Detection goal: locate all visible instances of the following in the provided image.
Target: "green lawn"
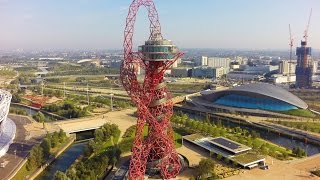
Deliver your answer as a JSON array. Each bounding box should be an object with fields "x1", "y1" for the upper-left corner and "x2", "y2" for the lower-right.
[
  {"x1": 231, "y1": 152, "x2": 264, "y2": 165},
  {"x1": 12, "y1": 163, "x2": 34, "y2": 180},
  {"x1": 281, "y1": 109, "x2": 316, "y2": 118}
]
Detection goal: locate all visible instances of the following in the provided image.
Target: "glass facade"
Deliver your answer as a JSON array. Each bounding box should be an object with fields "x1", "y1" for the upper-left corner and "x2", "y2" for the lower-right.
[
  {"x1": 139, "y1": 39, "x2": 178, "y2": 61},
  {"x1": 214, "y1": 94, "x2": 297, "y2": 111}
]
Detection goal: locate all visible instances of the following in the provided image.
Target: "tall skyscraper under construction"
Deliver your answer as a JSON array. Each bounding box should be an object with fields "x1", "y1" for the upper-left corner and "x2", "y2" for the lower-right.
[
  {"x1": 295, "y1": 41, "x2": 313, "y2": 88},
  {"x1": 295, "y1": 9, "x2": 313, "y2": 89}
]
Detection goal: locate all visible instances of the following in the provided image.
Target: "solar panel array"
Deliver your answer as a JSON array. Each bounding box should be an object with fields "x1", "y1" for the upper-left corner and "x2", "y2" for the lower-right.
[{"x1": 211, "y1": 137, "x2": 241, "y2": 150}]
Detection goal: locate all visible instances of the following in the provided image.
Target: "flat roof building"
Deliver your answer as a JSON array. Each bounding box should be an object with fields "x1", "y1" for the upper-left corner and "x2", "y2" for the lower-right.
[{"x1": 183, "y1": 134, "x2": 265, "y2": 168}]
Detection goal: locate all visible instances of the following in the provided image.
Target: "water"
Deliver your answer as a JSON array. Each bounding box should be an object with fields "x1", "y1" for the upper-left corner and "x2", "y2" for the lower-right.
[
  {"x1": 75, "y1": 130, "x2": 95, "y2": 141},
  {"x1": 179, "y1": 110, "x2": 320, "y2": 156},
  {"x1": 36, "y1": 142, "x2": 87, "y2": 180},
  {"x1": 10, "y1": 104, "x2": 63, "y2": 122}
]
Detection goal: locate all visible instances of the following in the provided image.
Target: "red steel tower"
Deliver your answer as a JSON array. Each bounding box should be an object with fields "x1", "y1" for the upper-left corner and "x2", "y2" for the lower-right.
[{"x1": 121, "y1": 0, "x2": 183, "y2": 179}]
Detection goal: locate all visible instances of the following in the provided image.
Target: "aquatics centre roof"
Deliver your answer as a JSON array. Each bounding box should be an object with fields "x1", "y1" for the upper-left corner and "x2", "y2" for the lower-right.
[{"x1": 202, "y1": 83, "x2": 308, "y2": 109}]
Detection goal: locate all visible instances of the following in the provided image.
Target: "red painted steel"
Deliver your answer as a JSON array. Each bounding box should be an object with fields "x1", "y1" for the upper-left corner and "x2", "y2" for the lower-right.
[{"x1": 121, "y1": 0, "x2": 183, "y2": 179}]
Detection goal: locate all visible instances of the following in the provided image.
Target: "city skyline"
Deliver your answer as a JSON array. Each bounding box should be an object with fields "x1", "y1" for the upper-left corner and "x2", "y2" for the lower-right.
[{"x1": 0, "y1": 0, "x2": 320, "y2": 50}]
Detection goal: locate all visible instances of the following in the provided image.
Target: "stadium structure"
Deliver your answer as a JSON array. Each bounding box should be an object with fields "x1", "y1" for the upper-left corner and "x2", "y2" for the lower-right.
[
  {"x1": 189, "y1": 83, "x2": 307, "y2": 116},
  {"x1": 0, "y1": 90, "x2": 16, "y2": 157}
]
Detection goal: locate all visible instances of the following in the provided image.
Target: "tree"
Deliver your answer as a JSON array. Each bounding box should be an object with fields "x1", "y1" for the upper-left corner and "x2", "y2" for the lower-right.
[
  {"x1": 32, "y1": 112, "x2": 46, "y2": 123},
  {"x1": 217, "y1": 153, "x2": 223, "y2": 160},
  {"x1": 11, "y1": 93, "x2": 21, "y2": 103},
  {"x1": 58, "y1": 129, "x2": 67, "y2": 143},
  {"x1": 54, "y1": 171, "x2": 68, "y2": 180},
  {"x1": 194, "y1": 159, "x2": 216, "y2": 180},
  {"x1": 26, "y1": 145, "x2": 44, "y2": 171},
  {"x1": 292, "y1": 147, "x2": 306, "y2": 158},
  {"x1": 51, "y1": 132, "x2": 60, "y2": 148},
  {"x1": 251, "y1": 130, "x2": 260, "y2": 139},
  {"x1": 41, "y1": 138, "x2": 51, "y2": 159},
  {"x1": 94, "y1": 129, "x2": 104, "y2": 142}
]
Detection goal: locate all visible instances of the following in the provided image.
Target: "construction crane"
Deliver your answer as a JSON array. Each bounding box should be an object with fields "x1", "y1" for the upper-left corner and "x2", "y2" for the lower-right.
[
  {"x1": 303, "y1": 8, "x2": 312, "y2": 44},
  {"x1": 288, "y1": 24, "x2": 294, "y2": 84},
  {"x1": 303, "y1": 9, "x2": 312, "y2": 68}
]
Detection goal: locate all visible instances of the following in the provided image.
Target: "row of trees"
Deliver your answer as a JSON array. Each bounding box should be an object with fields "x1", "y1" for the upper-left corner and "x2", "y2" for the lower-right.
[
  {"x1": 26, "y1": 130, "x2": 67, "y2": 171},
  {"x1": 9, "y1": 107, "x2": 28, "y2": 116},
  {"x1": 43, "y1": 101, "x2": 88, "y2": 118},
  {"x1": 55, "y1": 123, "x2": 121, "y2": 180},
  {"x1": 271, "y1": 120, "x2": 320, "y2": 134}
]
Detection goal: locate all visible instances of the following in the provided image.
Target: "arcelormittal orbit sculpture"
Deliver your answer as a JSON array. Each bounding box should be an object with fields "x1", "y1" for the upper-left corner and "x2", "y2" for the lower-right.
[{"x1": 120, "y1": 0, "x2": 184, "y2": 179}]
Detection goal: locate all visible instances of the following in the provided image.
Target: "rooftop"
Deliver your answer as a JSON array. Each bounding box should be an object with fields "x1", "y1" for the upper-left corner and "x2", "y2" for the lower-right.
[{"x1": 210, "y1": 137, "x2": 251, "y2": 154}]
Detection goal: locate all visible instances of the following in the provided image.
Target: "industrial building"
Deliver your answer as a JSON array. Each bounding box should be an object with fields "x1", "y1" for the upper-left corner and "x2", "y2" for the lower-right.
[{"x1": 183, "y1": 134, "x2": 265, "y2": 169}]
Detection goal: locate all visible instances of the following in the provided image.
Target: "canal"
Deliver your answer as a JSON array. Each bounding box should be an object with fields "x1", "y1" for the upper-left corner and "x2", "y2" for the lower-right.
[
  {"x1": 178, "y1": 109, "x2": 320, "y2": 156},
  {"x1": 35, "y1": 130, "x2": 95, "y2": 180},
  {"x1": 10, "y1": 104, "x2": 64, "y2": 122}
]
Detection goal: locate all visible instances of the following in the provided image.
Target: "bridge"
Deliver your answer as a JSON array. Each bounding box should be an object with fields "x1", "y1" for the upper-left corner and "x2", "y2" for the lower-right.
[
  {"x1": 52, "y1": 109, "x2": 137, "y2": 136},
  {"x1": 47, "y1": 95, "x2": 186, "y2": 134}
]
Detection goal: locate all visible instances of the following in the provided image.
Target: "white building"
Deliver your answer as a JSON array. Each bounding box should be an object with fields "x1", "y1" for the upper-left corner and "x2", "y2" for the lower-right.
[
  {"x1": 271, "y1": 74, "x2": 296, "y2": 84},
  {"x1": 312, "y1": 60, "x2": 318, "y2": 73},
  {"x1": 171, "y1": 58, "x2": 182, "y2": 68},
  {"x1": 207, "y1": 57, "x2": 230, "y2": 69},
  {"x1": 279, "y1": 60, "x2": 296, "y2": 75},
  {"x1": 201, "y1": 56, "x2": 208, "y2": 66}
]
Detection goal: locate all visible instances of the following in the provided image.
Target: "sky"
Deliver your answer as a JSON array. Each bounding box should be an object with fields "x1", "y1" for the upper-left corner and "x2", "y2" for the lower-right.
[{"x1": 0, "y1": 0, "x2": 319, "y2": 50}]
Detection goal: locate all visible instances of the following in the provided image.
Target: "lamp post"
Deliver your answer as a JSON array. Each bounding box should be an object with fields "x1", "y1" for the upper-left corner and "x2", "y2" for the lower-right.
[{"x1": 110, "y1": 94, "x2": 114, "y2": 111}]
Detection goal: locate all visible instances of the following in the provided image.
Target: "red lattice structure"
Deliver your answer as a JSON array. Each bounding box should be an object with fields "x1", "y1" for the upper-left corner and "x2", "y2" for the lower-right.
[{"x1": 121, "y1": 0, "x2": 183, "y2": 179}]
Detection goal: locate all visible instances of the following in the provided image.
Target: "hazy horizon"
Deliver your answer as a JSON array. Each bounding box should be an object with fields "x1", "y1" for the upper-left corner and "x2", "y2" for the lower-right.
[{"x1": 0, "y1": 0, "x2": 319, "y2": 50}]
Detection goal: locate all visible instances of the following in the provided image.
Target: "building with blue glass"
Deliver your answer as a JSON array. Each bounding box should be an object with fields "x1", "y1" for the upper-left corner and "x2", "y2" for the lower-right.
[{"x1": 199, "y1": 83, "x2": 307, "y2": 112}]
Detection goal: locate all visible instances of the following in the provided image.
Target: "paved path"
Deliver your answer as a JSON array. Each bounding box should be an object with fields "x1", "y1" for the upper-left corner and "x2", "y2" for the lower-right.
[
  {"x1": 226, "y1": 155, "x2": 320, "y2": 180},
  {"x1": 0, "y1": 115, "x2": 45, "y2": 180}
]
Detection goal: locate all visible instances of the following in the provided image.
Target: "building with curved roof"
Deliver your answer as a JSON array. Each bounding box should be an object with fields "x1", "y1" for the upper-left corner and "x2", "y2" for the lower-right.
[
  {"x1": 0, "y1": 90, "x2": 16, "y2": 158},
  {"x1": 199, "y1": 83, "x2": 307, "y2": 112}
]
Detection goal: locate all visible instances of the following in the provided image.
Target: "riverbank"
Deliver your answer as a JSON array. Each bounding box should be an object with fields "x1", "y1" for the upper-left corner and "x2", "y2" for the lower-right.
[
  {"x1": 35, "y1": 142, "x2": 87, "y2": 180},
  {"x1": 12, "y1": 135, "x2": 75, "y2": 180}
]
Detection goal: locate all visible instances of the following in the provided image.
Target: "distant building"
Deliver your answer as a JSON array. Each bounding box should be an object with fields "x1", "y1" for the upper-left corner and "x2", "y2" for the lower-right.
[
  {"x1": 77, "y1": 59, "x2": 102, "y2": 67},
  {"x1": 239, "y1": 65, "x2": 278, "y2": 74},
  {"x1": 227, "y1": 71, "x2": 264, "y2": 81},
  {"x1": 171, "y1": 67, "x2": 191, "y2": 77},
  {"x1": 201, "y1": 56, "x2": 208, "y2": 66},
  {"x1": 171, "y1": 58, "x2": 182, "y2": 68},
  {"x1": 270, "y1": 74, "x2": 296, "y2": 84},
  {"x1": 279, "y1": 60, "x2": 296, "y2": 75},
  {"x1": 313, "y1": 61, "x2": 318, "y2": 73},
  {"x1": 201, "y1": 56, "x2": 231, "y2": 73},
  {"x1": 39, "y1": 58, "x2": 64, "y2": 61},
  {"x1": 192, "y1": 66, "x2": 225, "y2": 79}
]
